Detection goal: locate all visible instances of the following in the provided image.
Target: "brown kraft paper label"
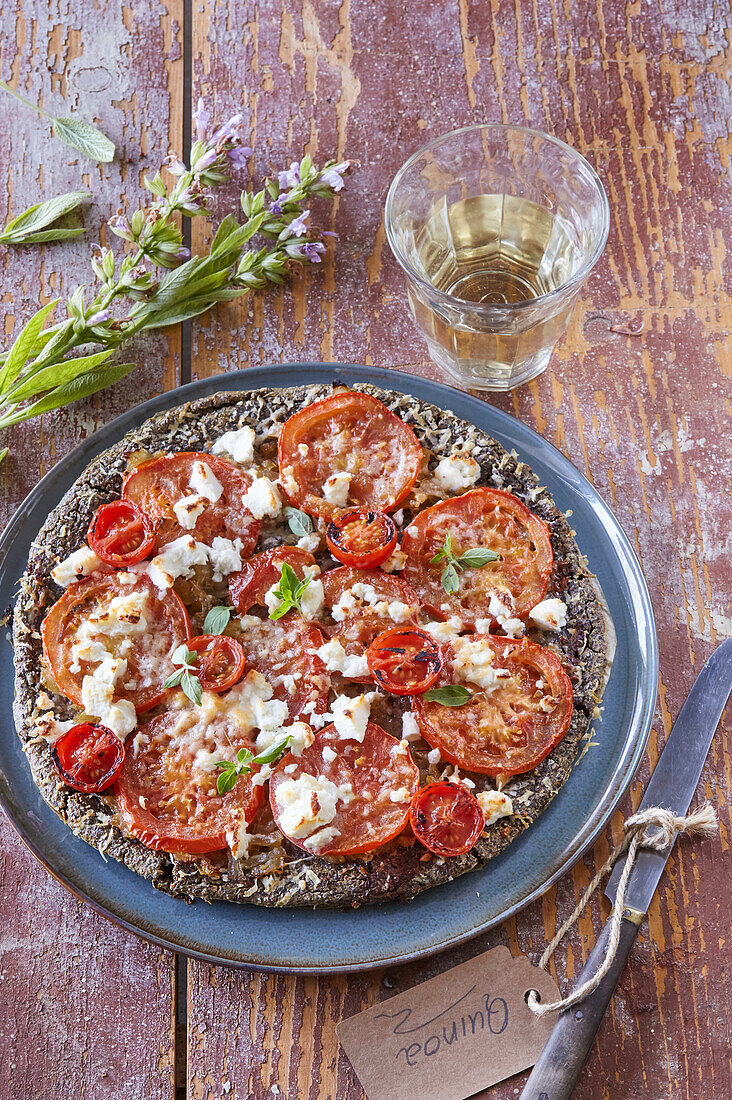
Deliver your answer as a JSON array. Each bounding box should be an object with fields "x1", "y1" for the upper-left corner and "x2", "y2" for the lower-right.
[{"x1": 336, "y1": 946, "x2": 559, "y2": 1100}]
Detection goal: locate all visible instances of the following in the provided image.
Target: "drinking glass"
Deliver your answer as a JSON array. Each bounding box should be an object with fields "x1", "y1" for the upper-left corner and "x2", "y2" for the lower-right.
[{"x1": 385, "y1": 124, "x2": 610, "y2": 391}]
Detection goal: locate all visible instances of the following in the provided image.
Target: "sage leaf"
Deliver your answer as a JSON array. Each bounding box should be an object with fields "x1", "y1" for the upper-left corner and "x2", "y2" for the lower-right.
[
  {"x1": 0, "y1": 361, "x2": 136, "y2": 428},
  {"x1": 283, "y1": 506, "x2": 314, "y2": 538},
  {"x1": 0, "y1": 190, "x2": 89, "y2": 245},
  {"x1": 0, "y1": 301, "x2": 58, "y2": 395},
  {"x1": 441, "y1": 563, "x2": 460, "y2": 594},
  {"x1": 203, "y1": 605, "x2": 233, "y2": 635},
  {"x1": 52, "y1": 117, "x2": 115, "y2": 162},
  {"x1": 5, "y1": 348, "x2": 116, "y2": 403},
  {"x1": 422, "y1": 684, "x2": 472, "y2": 706}
]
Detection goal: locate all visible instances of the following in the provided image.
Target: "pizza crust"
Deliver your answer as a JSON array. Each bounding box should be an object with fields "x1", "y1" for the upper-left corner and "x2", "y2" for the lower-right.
[{"x1": 13, "y1": 382, "x2": 609, "y2": 908}]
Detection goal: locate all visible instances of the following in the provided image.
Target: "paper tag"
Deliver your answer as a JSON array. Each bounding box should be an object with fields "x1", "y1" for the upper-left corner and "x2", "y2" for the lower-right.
[{"x1": 337, "y1": 946, "x2": 559, "y2": 1100}]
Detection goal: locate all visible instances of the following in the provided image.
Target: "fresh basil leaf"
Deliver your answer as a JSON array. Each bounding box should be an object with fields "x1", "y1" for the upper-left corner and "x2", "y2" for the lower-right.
[
  {"x1": 283, "y1": 505, "x2": 313, "y2": 538},
  {"x1": 422, "y1": 685, "x2": 472, "y2": 706},
  {"x1": 52, "y1": 117, "x2": 115, "y2": 162},
  {"x1": 0, "y1": 190, "x2": 89, "y2": 241},
  {"x1": 441, "y1": 563, "x2": 460, "y2": 594},
  {"x1": 163, "y1": 668, "x2": 185, "y2": 690},
  {"x1": 216, "y1": 769, "x2": 239, "y2": 796},
  {"x1": 203, "y1": 605, "x2": 233, "y2": 635},
  {"x1": 181, "y1": 670, "x2": 203, "y2": 706},
  {"x1": 253, "y1": 735, "x2": 292, "y2": 765},
  {"x1": 235, "y1": 747, "x2": 254, "y2": 766},
  {"x1": 0, "y1": 300, "x2": 57, "y2": 394},
  {"x1": 457, "y1": 548, "x2": 501, "y2": 568}
]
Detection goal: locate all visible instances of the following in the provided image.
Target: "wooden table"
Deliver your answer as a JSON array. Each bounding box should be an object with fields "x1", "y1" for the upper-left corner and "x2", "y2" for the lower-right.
[{"x1": 0, "y1": 2, "x2": 729, "y2": 1097}]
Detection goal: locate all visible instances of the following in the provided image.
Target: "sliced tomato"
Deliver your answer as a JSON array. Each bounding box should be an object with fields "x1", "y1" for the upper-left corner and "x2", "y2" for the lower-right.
[
  {"x1": 122, "y1": 451, "x2": 261, "y2": 555},
  {"x1": 187, "y1": 634, "x2": 246, "y2": 693},
  {"x1": 401, "y1": 488, "x2": 552, "y2": 626},
  {"x1": 52, "y1": 722, "x2": 125, "y2": 793},
  {"x1": 413, "y1": 635, "x2": 573, "y2": 776},
  {"x1": 410, "y1": 782, "x2": 485, "y2": 856},
  {"x1": 320, "y1": 567, "x2": 420, "y2": 680},
  {"x1": 326, "y1": 510, "x2": 397, "y2": 568},
  {"x1": 366, "y1": 628, "x2": 442, "y2": 695},
  {"x1": 115, "y1": 704, "x2": 263, "y2": 855},
  {"x1": 269, "y1": 722, "x2": 419, "y2": 856},
  {"x1": 235, "y1": 615, "x2": 330, "y2": 723},
  {"x1": 41, "y1": 572, "x2": 192, "y2": 713},
  {"x1": 88, "y1": 500, "x2": 156, "y2": 567},
  {"x1": 277, "y1": 390, "x2": 422, "y2": 519},
  {"x1": 229, "y1": 546, "x2": 317, "y2": 614}
]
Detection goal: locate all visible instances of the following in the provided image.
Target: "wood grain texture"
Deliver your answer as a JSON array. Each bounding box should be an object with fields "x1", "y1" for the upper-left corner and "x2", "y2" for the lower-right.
[
  {"x1": 0, "y1": 0, "x2": 729, "y2": 1098},
  {"x1": 0, "y1": 3, "x2": 184, "y2": 1098}
]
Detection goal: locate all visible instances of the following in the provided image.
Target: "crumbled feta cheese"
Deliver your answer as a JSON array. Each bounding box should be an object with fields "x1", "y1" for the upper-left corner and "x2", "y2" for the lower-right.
[
  {"x1": 148, "y1": 536, "x2": 208, "y2": 588},
  {"x1": 422, "y1": 617, "x2": 463, "y2": 643},
  {"x1": 433, "y1": 454, "x2": 480, "y2": 491},
  {"x1": 322, "y1": 746, "x2": 337, "y2": 763},
  {"x1": 427, "y1": 747, "x2": 441, "y2": 765},
  {"x1": 227, "y1": 815, "x2": 254, "y2": 859},
  {"x1": 190, "y1": 460, "x2": 224, "y2": 502},
  {"x1": 236, "y1": 614, "x2": 265, "y2": 631},
  {"x1": 81, "y1": 656, "x2": 135, "y2": 739},
  {"x1": 242, "y1": 475, "x2": 282, "y2": 519},
  {"x1": 331, "y1": 692, "x2": 372, "y2": 742},
  {"x1": 104, "y1": 699, "x2": 137, "y2": 740},
  {"x1": 212, "y1": 425, "x2": 255, "y2": 465},
  {"x1": 296, "y1": 531, "x2": 320, "y2": 553},
  {"x1": 303, "y1": 826, "x2": 341, "y2": 853},
  {"x1": 274, "y1": 772, "x2": 353, "y2": 839},
  {"x1": 331, "y1": 582, "x2": 413, "y2": 624},
  {"x1": 287, "y1": 721, "x2": 315, "y2": 757},
  {"x1": 280, "y1": 464, "x2": 299, "y2": 497},
  {"x1": 452, "y1": 638, "x2": 511, "y2": 692},
  {"x1": 33, "y1": 713, "x2": 76, "y2": 742},
  {"x1": 393, "y1": 509, "x2": 405, "y2": 526},
  {"x1": 380, "y1": 548, "x2": 407, "y2": 573},
  {"x1": 251, "y1": 763, "x2": 273, "y2": 787},
  {"x1": 316, "y1": 638, "x2": 370, "y2": 679},
  {"x1": 207, "y1": 536, "x2": 243, "y2": 581},
  {"x1": 172, "y1": 493, "x2": 208, "y2": 529},
  {"x1": 51, "y1": 545, "x2": 103, "y2": 587},
  {"x1": 297, "y1": 443, "x2": 309, "y2": 456},
  {"x1": 443, "y1": 764, "x2": 475, "y2": 789},
  {"x1": 394, "y1": 739, "x2": 409, "y2": 757},
  {"x1": 284, "y1": 763, "x2": 297, "y2": 774},
  {"x1": 389, "y1": 786, "x2": 411, "y2": 803},
  {"x1": 529, "y1": 598, "x2": 568, "y2": 632},
  {"x1": 500, "y1": 617, "x2": 525, "y2": 638},
  {"x1": 477, "y1": 790, "x2": 514, "y2": 825},
  {"x1": 322, "y1": 471, "x2": 351, "y2": 508},
  {"x1": 402, "y1": 711, "x2": 421, "y2": 741},
  {"x1": 299, "y1": 575, "x2": 324, "y2": 620}
]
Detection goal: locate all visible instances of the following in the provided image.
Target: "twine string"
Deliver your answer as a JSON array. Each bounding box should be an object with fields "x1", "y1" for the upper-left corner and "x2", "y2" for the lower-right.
[{"x1": 527, "y1": 804, "x2": 718, "y2": 1016}]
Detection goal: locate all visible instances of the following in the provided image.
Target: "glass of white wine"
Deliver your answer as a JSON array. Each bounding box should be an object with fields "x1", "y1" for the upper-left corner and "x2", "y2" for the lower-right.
[{"x1": 385, "y1": 124, "x2": 610, "y2": 391}]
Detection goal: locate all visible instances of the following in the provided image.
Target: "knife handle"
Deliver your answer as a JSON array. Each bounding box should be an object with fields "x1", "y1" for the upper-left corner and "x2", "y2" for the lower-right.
[{"x1": 520, "y1": 912, "x2": 642, "y2": 1100}]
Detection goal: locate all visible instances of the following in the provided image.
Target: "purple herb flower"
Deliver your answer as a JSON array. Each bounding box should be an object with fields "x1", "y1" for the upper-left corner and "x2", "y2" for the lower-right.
[
  {"x1": 300, "y1": 240, "x2": 326, "y2": 263},
  {"x1": 193, "y1": 98, "x2": 211, "y2": 141},
  {"x1": 287, "y1": 209, "x2": 310, "y2": 238},
  {"x1": 164, "y1": 155, "x2": 188, "y2": 177},
  {"x1": 269, "y1": 199, "x2": 284, "y2": 215},
  {"x1": 174, "y1": 246, "x2": 192, "y2": 261},
  {"x1": 194, "y1": 146, "x2": 219, "y2": 172},
  {"x1": 320, "y1": 161, "x2": 349, "y2": 191},
  {"x1": 278, "y1": 162, "x2": 300, "y2": 190},
  {"x1": 86, "y1": 308, "x2": 113, "y2": 327},
  {"x1": 213, "y1": 114, "x2": 244, "y2": 144},
  {"x1": 228, "y1": 145, "x2": 253, "y2": 170}
]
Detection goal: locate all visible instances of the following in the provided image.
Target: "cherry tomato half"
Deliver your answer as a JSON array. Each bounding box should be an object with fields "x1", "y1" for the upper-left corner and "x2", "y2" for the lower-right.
[
  {"x1": 365, "y1": 628, "x2": 442, "y2": 696},
  {"x1": 88, "y1": 500, "x2": 156, "y2": 567},
  {"x1": 51, "y1": 722, "x2": 126, "y2": 794},
  {"x1": 410, "y1": 782, "x2": 485, "y2": 857},
  {"x1": 326, "y1": 509, "x2": 398, "y2": 568},
  {"x1": 187, "y1": 634, "x2": 247, "y2": 693}
]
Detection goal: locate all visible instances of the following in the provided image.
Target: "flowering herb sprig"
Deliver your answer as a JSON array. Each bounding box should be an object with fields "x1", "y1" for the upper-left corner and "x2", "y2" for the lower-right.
[
  {"x1": 0, "y1": 104, "x2": 349, "y2": 449},
  {"x1": 430, "y1": 533, "x2": 501, "y2": 594}
]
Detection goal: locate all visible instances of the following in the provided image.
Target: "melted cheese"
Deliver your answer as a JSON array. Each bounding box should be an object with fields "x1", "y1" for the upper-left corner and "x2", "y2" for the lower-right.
[
  {"x1": 432, "y1": 454, "x2": 480, "y2": 491},
  {"x1": 528, "y1": 598, "x2": 568, "y2": 631},
  {"x1": 51, "y1": 545, "x2": 103, "y2": 587},
  {"x1": 242, "y1": 475, "x2": 282, "y2": 519},
  {"x1": 321, "y1": 471, "x2": 351, "y2": 508},
  {"x1": 172, "y1": 493, "x2": 207, "y2": 529},
  {"x1": 189, "y1": 460, "x2": 223, "y2": 502},
  {"x1": 212, "y1": 425, "x2": 255, "y2": 464},
  {"x1": 477, "y1": 790, "x2": 513, "y2": 825},
  {"x1": 274, "y1": 772, "x2": 353, "y2": 840}
]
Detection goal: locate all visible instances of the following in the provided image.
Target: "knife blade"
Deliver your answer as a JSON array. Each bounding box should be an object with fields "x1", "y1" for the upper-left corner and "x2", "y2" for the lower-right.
[
  {"x1": 520, "y1": 638, "x2": 732, "y2": 1100},
  {"x1": 605, "y1": 635, "x2": 732, "y2": 913}
]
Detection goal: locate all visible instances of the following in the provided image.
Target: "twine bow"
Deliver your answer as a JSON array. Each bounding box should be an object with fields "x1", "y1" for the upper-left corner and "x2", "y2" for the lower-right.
[{"x1": 527, "y1": 804, "x2": 718, "y2": 1016}]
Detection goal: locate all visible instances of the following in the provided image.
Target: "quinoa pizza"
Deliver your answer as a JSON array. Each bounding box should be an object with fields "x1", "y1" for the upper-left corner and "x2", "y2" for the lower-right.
[{"x1": 12, "y1": 383, "x2": 610, "y2": 907}]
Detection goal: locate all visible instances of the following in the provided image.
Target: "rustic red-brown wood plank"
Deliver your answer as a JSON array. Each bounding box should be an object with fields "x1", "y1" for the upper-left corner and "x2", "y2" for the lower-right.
[
  {"x1": 0, "y1": 4, "x2": 184, "y2": 1097},
  {"x1": 186, "y1": 2, "x2": 731, "y2": 1098}
]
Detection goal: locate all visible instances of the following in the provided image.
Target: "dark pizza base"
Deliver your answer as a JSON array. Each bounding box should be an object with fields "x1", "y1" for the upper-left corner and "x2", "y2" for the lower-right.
[{"x1": 13, "y1": 383, "x2": 609, "y2": 908}]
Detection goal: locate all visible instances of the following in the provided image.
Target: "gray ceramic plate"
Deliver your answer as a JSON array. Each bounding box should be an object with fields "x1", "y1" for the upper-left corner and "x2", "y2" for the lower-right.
[{"x1": 0, "y1": 365, "x2": 658, "y2": 973}]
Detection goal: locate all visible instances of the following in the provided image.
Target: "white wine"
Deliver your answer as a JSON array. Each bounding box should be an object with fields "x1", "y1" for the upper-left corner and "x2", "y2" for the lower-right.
[{"x1": 407, "y1": 194, "x2": 582, "y2": 389}]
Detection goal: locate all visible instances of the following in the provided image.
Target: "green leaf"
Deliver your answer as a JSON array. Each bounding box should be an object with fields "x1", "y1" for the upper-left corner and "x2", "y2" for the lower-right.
[
  {"x1": 0, "y1": 190, "x2": 89, "y2": 244},
  {"x1": 457, "y1": 548, "x2": 501, "y2": 568},
  {"x1": 422, "y1": 685, "x2": 472, "y2": 706},
  {"x1": 52, "y1": 117, "x2": 115, "y2": 162},
  {"x1": 172, "y1": 644, "x2": 198, "y2": 668},
  {"x1": 268, "y1": 561, "x2": 311, "y2": 620},
  {"x1": 163, "y1": 667, "x2": 186, "y2": 690},
  {"x1": 0, "y1": 361, "x2": 136, "y2": 428},
  {"x1": 283, "y1": 506, "x2": 314, "y2": 538},
  {"x1": 0, "y1": 300, "x2": 58, "y2": 395},
  {"x1": 441, "y1": 563, "x2": 460, "y2": 594},
  {"x1": 216, "y1": 768, "x2": 239, "y2": 796},
  {"x1": 253, "y1": 735, "x2": 292, "y2": 765},
  {"x1": 5, "y1": 227, "x2": 86, "y2": 244},
  {"x1": 0, "y1": 447, "x2": 8, "y2": 465},
  {"x1": 203, "y1": 605, "x2": 233, "y2": 635},
  {"x1": 181, "y1": 669, "x2": 203, "y2": 706},
  {"x1": 5, "y1": 348, "x2": 116, "y2": 403}
]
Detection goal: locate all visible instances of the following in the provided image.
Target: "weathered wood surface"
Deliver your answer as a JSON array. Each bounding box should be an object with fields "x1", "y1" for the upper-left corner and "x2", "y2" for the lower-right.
[{"x1": 0, "y1": 1, "x2": 730, "y2": 1098}]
